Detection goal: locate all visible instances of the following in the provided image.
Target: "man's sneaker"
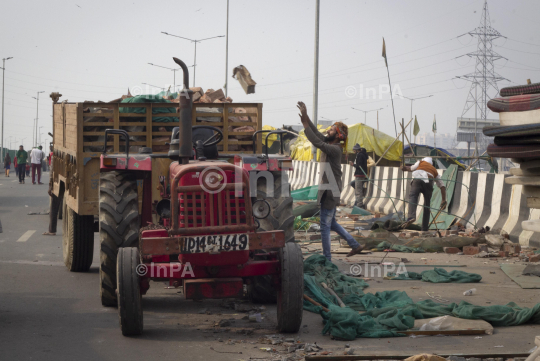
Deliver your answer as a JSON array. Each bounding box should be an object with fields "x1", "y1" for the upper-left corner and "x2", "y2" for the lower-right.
[{"x1": 346, "y1": 245, "x2": 364, "y2": 257}]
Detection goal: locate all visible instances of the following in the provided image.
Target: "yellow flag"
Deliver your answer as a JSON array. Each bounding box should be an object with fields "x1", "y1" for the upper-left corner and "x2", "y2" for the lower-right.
[
  {"x1": 382, "y1": 37, "x2": 388, "y2": 67},
  {"x1": 413, "y1": 115, "x2": 420, "y2": 136}
]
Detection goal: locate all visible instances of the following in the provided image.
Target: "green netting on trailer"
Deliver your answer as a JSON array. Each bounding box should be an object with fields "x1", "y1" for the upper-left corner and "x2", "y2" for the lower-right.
[
  {"x1": 119, "y1": 95, "x2": 177, "y2": 123},
  {"x1": 386, "y1": 268, "x2": 482, "y2": 283},
  {"x1": 303, "y1": 254, "x2": 540, "y2": 340}
]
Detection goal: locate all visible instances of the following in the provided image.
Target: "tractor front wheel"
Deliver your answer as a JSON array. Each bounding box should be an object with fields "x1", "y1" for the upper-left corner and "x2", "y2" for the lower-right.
[
  {"x1": 99, "y1": 171, "x2": 140, "y2": 307},
  {"x1": 277, "y1": 242, "x2": 303, "y2": 333},
  {"x1": 117, "y1": 247, "x2": 143, "y2": 336}
]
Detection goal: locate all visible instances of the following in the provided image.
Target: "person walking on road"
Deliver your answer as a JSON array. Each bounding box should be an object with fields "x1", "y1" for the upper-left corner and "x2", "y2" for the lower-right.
[
  {"x1": 30, "y1": 146, "x2": 45, "y2": 184},
  {"x1": 16, "y1": 145, "x2": 28, "y2": 184},
  {"x1": 4, "y1": 153, "x2": 11, "y2": 177},
  {"x1": 297, "y1": 101, "x2": 364, "y2": 262},
  {"x1": 401, "y1": 157, "x2": 447, "y2": 231},
  {"x1": 13, "y1": 154, "x2": 18, "y2": 177},
  {"x1": 349, "y1": 144, "x2": 371, "y2": 209}
]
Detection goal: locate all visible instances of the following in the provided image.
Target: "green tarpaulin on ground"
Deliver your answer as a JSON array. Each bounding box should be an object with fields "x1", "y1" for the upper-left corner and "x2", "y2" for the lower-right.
[
  {"x1": 303, "y1": 254, "x2": 540, "y2": 340},
  {"x1": 387, "y1": 268, "x2": 482, "y2": 283},
  {"x1": 415, "y1": 165, "x2": 459, "y2": 230},
  {"x1": 119, "y1": 95, "x2": 177, "y2": 123},
  {"x1": 371, "y1": 241, "x2": 425, "y2": 253}
]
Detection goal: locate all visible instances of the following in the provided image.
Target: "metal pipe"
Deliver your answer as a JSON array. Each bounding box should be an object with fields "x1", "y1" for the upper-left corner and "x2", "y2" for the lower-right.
[
  {"x1": 172, "y1": 57, "x2": 193, "y2": 163},
  {"x1": 312, "y1": 0, "x2": 320, "y2": 161},
  {"x1": 225, "y1": 0, "x2": 229, "y2": 97}
]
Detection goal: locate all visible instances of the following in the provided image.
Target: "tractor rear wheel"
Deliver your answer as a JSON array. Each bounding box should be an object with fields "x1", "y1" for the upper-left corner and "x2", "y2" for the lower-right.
[
  {"x1": 250, "y1": 171, "x2": 295, "y2": 304},
  {"x1": 277, "y1": 242, "x2": 303, "y2": 333},
  {"x1": 99, "y1": 171, "x2": 140, "y2": 307},
  {"x1": 117, "y1": 247, "x2": 143, "y2": 336},
  {"x1": 255, "y1": 171, "x2": 295, "y2": 243},
  {"x1": 62, "y1": 198, "x2": 94, "y2": 272}
]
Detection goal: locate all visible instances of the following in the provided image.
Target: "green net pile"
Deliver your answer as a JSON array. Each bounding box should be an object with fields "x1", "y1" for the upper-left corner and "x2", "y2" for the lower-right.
[
  {"x1": 386, "y1": 268, "x2": 482, "y2": 283},
  {"x1": 119, "y1": 95, "x2": 177, "y2": 123},
  {"x1": 303, "y1": 254, "x2": 540, "y2": 340}
]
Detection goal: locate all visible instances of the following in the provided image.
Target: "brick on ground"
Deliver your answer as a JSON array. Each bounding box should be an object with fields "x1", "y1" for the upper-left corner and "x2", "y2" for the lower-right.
[
  {"x1": 444, "y1": 247, "x2": 460, "y2": 254},
  {"x1": 529, "y1": 254, "x2": 540, "y2": 262},
  {"x1": 503, "y1": 243, "x2": 521, "y2": 255},
  {"x1": 463, "y1": 246, "x2": 480, "y2": 255}
]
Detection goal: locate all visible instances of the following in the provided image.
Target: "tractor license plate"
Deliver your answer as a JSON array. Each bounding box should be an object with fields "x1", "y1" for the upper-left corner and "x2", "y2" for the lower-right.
[{"x1": 181, "y1": 234, "x2": 249, "y2": 253}]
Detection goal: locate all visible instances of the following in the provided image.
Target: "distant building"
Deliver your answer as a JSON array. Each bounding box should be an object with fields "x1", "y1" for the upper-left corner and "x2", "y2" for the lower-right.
[{"x1": 415, "y1": 132, "x2": 454, "y2": 149}]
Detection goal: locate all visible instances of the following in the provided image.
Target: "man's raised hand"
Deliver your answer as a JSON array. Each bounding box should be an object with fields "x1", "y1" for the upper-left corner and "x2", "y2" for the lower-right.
[{"x1": 297, "y1": 101, "x2": 309, "y2": 124}]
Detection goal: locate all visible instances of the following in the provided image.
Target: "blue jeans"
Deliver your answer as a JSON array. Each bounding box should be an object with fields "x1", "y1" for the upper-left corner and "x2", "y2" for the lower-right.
[{"x1": 320, "y1": 207, "x2": 360, "y2": 261}]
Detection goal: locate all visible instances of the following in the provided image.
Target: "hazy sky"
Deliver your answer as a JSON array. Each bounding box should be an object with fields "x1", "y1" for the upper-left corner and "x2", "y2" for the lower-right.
[{"x1": 1, "y1": 0, "x2": 540, "y2": 150}]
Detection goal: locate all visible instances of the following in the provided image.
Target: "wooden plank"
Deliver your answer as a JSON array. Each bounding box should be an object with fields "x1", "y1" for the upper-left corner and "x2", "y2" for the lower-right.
[
  {"x1": 154, "y1": 113, "x2": 179, "y2": 117},
  {"x1": 83, "y1": 131, "x2": 171, "y2": 136},
  {"x1": 113, "y1": 106, "x2": 119, "y2": 153},
  {"x1": 146, "y1": 105, "x2": 152, "y2": 147},
  {"x1": 116, "y1": 113, "x2": 145, "y2": 117},
  {"x1": 83, "y1": 112, "x2": 113, "y2": 117}
]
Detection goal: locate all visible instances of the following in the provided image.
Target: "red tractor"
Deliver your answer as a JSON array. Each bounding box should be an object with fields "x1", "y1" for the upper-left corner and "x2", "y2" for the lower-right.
[{"x1": 98, "y1": 58, "x2": 303, "y2": 336}]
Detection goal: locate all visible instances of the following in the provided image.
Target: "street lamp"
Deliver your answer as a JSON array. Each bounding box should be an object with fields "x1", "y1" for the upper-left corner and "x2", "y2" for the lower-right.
[
  {"x1": 148, "y1": 63, "x2": 194, "y2": 91},
  {"x1": 320, "y1": 116, "x2": 348, "y2": 122},
  {"x1": 161, "y1": 32, "x2": 225, "y2": 87},
  {"x1": 351, "y1": 107, "x2": 384, "y2": 124},
  {"x1": 141, "y1": 83, "x2": 166, "y2": 91},
  {"x1": 32, "y1": 91, "x2": 44, "y2": 147},
  {"x1": 1, "y1": 56, "x2": 13, "y2": 164},
  {"x1": 39, "y1": 126, "x2": 44, "y2": 146},
  {"x1": 403, "y1": 94, "x2": 433, "y2": 142}
]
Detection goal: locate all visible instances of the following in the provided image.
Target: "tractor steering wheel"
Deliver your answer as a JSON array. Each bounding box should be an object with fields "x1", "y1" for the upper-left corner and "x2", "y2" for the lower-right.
[{"x1": 192, "y1": 125, "x2": 223, "y2": 147}]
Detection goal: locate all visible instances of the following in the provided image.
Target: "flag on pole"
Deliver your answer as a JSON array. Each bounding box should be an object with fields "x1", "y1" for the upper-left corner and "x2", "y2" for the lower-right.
[
  {"x1": 382, "y1": 37, "x2": 388, "y2": 67},
  {"x1": 432, "y1": 115, "x2": 437, "y2": 134},
  {"x1": 413, "y1": 115, "x2": 420, "y2": 136}
]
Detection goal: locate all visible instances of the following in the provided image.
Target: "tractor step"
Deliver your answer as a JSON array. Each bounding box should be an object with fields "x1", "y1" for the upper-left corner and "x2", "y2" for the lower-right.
[{"x1": 184, "y1": 277, "x2": 244, "y2": 300}]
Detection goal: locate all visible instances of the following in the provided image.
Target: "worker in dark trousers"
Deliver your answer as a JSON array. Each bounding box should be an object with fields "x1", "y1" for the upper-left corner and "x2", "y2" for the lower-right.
[
  {"x1": 349, "y1": 144, "x2": 368, "y2": 209},
  {"x1": 401, "y1": 157, "x2": 447, "y2": 231},
  {"x1": 297, "y1": 101, "x2": 364, "y2": 262}
]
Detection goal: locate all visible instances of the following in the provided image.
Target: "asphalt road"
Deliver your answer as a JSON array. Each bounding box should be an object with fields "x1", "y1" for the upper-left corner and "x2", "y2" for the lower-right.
[{"x1": 1, "y1": 171, "x2": 539, "y2": 360}]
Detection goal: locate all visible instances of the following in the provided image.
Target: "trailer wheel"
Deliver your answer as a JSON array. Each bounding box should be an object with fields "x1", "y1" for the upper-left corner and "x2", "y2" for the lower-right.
[
  {"x1": 58, "y1": 192, "x2": 64, "y2": 220},
  {"x1": 255, "y1": 171, "x2": 295, "y2": 243},
  {"x1": 62, "y1": 199, "x2": 95, "y2": 272},
  {"x1": 277, "y1": 242, "x2": 303, "y2": 333},
  {"x1": 99, "y1": 171, "x2": 140, "y2": 307},
  {"x1": 117, "y1": 247, "x2": 143, "y2": 336}
]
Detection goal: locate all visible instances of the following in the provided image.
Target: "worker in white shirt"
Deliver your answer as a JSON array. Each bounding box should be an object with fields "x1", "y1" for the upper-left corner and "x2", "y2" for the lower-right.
[
  {"x1": 401, "y1": 157, "x2": 446, "y2": 231},
  {"x1": 30, "y1": 146, "x2": 45, "y2": 185}
]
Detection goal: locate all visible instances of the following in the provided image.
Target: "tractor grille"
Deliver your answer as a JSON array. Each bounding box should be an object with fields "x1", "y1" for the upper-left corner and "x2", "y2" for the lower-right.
[{"x1": 179, "y1": 190, "x2": 246, "y2": 228}]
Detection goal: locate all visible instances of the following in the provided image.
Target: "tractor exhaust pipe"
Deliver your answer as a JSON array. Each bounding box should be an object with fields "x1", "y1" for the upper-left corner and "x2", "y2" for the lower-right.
[{"x1": 173, "y1": 57, "x2": 193, "y2": 164}]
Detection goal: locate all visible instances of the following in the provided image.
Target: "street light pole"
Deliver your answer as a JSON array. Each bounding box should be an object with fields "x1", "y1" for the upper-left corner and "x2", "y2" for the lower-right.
[
  {"x1": 161, "y1": 32, "x2": 225, "y2": 87},
  {"x1": 351, "y1": 107, "x2": 383, "y2": 125},
  {"x1": 148, "y1": 63, "x2": 185, "y2": 91},
  {"x1": 312, "y1": 0, "x2": 320, "y2": 162},
  {"x1": 225, "y1": 0, "x2": 230, "y2": 97},
  {"x1": 142, "y1": 83, "x2": 166, "y2": 91},
  {"x1": 1, "y1": 57, "x2": 13, "y2": 164},
  {"x1": 403, "y1": 94, "x2": 433, "y2": 143},
  {"x1": 32, "y1": 91, "x2": 44, "y2": 147}
]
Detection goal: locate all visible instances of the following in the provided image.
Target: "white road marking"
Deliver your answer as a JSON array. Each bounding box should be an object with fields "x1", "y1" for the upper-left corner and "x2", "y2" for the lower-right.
[{"x1": 16, "y1": 230, "x2": 36, "y2": 243}]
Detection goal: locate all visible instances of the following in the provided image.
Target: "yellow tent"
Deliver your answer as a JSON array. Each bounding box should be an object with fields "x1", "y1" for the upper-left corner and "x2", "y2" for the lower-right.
[
  {"x1": 261, "y1": 125, "x2": 277, "y2": 148},
  {"x1": 345, "y1": 123, "x2": 402, "y2": 161},
  {"x1": 289, "y1": 123, "x2": 402, "y2": 162}
]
